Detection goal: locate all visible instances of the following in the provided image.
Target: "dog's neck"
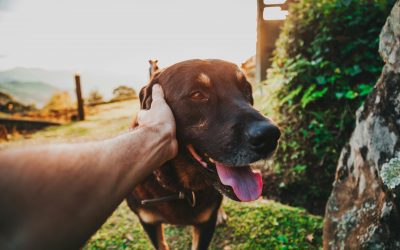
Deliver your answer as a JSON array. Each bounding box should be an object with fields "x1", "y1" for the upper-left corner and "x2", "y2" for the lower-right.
[{"x1": 153, "y1": 154, "x2": 211, "y2": 193}]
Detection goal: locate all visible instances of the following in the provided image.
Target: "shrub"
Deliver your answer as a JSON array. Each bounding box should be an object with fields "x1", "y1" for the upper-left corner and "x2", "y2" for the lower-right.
[
  {"x1": 43, "y1": 91, "x2": 75, "y2": 111},
  {"x1": 261, "y1": 0, "x2": 395, "y2": 214},
  {"x1": 111, "y1": 85, "x2": 137, "y2": 102},
  {"x1": 87, "y1": 90, "x2": 104, "y2": 105}
]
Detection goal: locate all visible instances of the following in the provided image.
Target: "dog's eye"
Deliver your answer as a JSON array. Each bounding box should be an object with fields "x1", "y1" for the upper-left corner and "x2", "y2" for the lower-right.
[{"x1": 189, "y1": 91, "x2": 207, "y2": 101}]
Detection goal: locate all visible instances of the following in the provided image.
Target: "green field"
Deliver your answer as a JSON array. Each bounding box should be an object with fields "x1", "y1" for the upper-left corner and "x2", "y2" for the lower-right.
[{"x1": 1, "y1": 99, "x2": 323, "y2": 249}]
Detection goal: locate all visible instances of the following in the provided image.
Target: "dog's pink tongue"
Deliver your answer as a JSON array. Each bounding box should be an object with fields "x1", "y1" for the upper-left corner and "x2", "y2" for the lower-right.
[{"x1": 215, "y1": 162, "x2": 263, "y2": 202}]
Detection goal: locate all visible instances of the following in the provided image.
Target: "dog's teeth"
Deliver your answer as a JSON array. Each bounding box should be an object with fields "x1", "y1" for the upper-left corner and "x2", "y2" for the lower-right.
[{"x1": 209, "y1": 158, "x2": 215, "y2": 163}]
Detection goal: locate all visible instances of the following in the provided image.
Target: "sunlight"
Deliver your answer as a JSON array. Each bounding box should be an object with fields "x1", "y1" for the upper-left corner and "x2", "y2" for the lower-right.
[
  {"x1": 0, "y1": 0, "x2": 257, "y2": 86},
  {"x1": 263, "y1": 7, "x2": 288, "y2": 20}
]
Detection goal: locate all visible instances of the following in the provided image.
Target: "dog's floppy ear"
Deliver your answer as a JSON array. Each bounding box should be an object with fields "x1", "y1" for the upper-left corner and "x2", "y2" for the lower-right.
[
  {"x1": 131, "y1": 71, "x2": 162, "y2": 128},
  {"x1": 139, "y1": 71, "x2": 162, "y2": 110}
]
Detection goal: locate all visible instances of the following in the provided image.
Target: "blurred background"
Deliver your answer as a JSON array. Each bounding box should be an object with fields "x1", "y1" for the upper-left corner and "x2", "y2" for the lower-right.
[{"x1": 0, "y1": 0, "x2": 256, "y2": 103}]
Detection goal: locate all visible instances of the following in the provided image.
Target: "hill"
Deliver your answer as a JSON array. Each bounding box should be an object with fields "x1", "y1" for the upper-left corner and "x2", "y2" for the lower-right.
[
  {"x1": 0, "y1": 67, "x2": 140, "y2": 105},
  {"x1": 0, "y1": 81, "x2": 59, "y2": 107}
]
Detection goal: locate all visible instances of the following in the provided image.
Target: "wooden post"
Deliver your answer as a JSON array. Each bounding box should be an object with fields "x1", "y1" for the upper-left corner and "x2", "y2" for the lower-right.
[
  {"x1": 75, "y1": 74, "x2": 85, "y2": 121},
  {"x1": 256, "y1": 0, "x2": 289, "y2": 84},
  {"x1": 256, "y1": 0, "x2": 266, "y2": 84}
]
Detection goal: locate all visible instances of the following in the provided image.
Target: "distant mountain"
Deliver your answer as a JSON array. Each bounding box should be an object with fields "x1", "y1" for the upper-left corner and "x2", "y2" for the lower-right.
[
  {"x1": 0, "y1": 67, "x2": 139, "y2": 107},
  {"x1": 0, "y1": 81, "x2": 59, "y2": 107},
  {"x1": 0, "y1": 67, "x2": 74, "y2": 88}
]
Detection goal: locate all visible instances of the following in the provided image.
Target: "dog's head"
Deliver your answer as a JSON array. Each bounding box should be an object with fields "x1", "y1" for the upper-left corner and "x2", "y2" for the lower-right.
[{"x1": 139, "y1": 59, "x2": 280, "y2": 202}]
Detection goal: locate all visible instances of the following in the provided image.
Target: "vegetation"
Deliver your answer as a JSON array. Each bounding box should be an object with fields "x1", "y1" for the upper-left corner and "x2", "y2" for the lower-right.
[
  {"x1": 87, "y1": 90, "x2": 104, "y2": 105},
  {"x1": 43, "y1": 91, "x2": 75, "y2": 111},
  {"x1": 85, "y1": 200, "x2": 322, "y2": 250},
  {"x1": 260, "y1": 0, "x2": 396, "y2": 214},
  {"x1": 112, "y1": 85, "x2": 137, "y2": 102}
]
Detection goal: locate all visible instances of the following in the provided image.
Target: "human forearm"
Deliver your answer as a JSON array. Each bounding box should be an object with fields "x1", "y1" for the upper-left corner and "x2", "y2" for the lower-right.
[
  {"x1": 100, "y1": 126, "x2": 176, "y2": 196},
  {"x1": 0, "y1": 84, "x2": 177, "y2": 249},
  {"x1": 0, "y1": 127, "x2": 175, "y2": 249}
]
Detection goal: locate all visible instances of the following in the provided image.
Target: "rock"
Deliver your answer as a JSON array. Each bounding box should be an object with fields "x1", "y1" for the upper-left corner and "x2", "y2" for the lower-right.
[{"x1": 323, "y1": 1, "x2": 400, "y2": 249}]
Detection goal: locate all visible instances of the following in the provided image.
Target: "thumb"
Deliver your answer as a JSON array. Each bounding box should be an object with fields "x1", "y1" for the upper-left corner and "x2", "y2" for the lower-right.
[{"x1": 151, "y1": 84, "x2": 165, "y2": 104}]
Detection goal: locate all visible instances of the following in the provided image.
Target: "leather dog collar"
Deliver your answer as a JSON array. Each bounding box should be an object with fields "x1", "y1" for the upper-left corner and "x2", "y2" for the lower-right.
[{"x1": 140, "y1": 191, "x2": 196, "y2": 208}]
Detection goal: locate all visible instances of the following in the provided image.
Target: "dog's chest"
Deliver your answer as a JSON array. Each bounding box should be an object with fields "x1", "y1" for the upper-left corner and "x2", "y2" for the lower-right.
[{"x1": 136, "y1": 205, "x2": 215, "y2": 224}]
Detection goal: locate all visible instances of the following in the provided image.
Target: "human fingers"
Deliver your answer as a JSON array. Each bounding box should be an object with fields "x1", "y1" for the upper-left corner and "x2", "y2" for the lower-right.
[{"x1": 151, "y1": 84, "x2": 166, "y2": 106}]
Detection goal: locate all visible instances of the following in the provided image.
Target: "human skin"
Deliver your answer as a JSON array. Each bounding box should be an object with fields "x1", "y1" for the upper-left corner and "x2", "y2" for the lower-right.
[{"x1": 0, "y1": 84, "x2": 177, "y2": 249}]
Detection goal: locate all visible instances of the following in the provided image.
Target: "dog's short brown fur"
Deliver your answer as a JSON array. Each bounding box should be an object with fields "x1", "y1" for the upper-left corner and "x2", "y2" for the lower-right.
[{"x1": 127, "y1": 59, "x2": 280, "y2": 250}]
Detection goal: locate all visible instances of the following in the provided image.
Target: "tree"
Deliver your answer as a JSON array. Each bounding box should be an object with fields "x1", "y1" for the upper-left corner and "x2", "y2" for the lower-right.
[
  {"x1": 87, "y1": 90, "x2": 104, "y2": 105},
  {"x1": 324, "y1": 2, "x2": 400, "y2": 248},
  {"x1": 43, "y1": 91, "x2": 74, "y2": 111},
  {"x1": 111, "y1": 85, "x2": 137, "y2": 102}
]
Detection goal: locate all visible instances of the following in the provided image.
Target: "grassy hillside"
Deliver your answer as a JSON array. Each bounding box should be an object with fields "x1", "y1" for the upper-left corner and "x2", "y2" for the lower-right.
[{"x1": 0, "y1": 99, "x2": 323, "y2": 249}]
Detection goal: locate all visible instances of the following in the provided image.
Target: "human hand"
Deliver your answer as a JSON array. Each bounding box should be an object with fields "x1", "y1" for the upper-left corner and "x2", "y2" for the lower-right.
[{"x1": 136, "y1": 84, "x2": 178, "y2": 160}]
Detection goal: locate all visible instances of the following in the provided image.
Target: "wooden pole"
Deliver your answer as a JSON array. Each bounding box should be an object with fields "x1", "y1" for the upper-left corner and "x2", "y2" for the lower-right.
[
  {"x1": 256, "y1": 0, "x2": 265, "y2": 84},
  {"x1": 256, "y1": 0, "x2": 289, "y2": 85},
  {"x1": 75, "y1": 74, "x2": 85, "y2": 121}
]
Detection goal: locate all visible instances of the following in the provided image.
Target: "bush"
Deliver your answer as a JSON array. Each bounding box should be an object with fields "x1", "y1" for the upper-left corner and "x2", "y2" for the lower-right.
[
  {"x1": 87, "y1": 90, "x2": 104, "y2": 105},
  {"x1": 43, "y1": 91, "x2": 75, "y2": 111},
  {"x1": 111, "y1": 85, "x2": 137, "y2": 102},
  {"x1": 261, "y1": 0, "x2": 395, "y2": 214}
]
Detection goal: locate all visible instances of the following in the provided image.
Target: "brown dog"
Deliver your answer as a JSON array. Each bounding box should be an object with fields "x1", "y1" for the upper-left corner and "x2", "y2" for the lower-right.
[{"x1": 127, "y1": 59, "x2": 280, "y2": 250}]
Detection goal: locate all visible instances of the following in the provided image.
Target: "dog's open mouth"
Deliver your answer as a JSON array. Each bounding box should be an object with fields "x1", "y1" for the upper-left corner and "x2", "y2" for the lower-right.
[{"x1": 187, "y1": 144, "x2": 262, "y2": 202}]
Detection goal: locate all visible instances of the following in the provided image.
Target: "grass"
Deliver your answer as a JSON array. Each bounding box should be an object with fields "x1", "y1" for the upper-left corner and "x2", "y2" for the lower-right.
[
  {"x1": 0, "y1": 99, "x2": 323, "y2": 249},
  {"x1": 0, "y1": 99, "x2": 138, "y2": 149},
  {"x1": 85, "y1": 200, "x2": 322, "y2": 250}
]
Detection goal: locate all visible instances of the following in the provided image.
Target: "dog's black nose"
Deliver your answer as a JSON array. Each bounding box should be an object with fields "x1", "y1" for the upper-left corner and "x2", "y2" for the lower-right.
[{"x1": 246, "y1": 121, "x2": 281, "y2": 151}]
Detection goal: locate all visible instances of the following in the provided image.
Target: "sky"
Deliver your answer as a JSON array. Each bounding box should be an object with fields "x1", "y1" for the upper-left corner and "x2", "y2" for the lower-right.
[{"x1": 0, "y1": 0, "x2": 257, "y2": 85}]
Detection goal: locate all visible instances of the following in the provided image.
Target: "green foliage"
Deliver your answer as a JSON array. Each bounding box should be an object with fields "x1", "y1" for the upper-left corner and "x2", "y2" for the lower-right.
[
  {"x1": 85, "y1": 200, "x2": 323, "y2": 249},
  {"x1": 261, "y1": 0, "x2": 395, "y2": 214}
]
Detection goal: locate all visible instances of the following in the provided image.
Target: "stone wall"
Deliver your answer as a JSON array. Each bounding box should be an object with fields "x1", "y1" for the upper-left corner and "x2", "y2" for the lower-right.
[{"x1": 323, "y1": 1, "x2": 400, "y2": 249}]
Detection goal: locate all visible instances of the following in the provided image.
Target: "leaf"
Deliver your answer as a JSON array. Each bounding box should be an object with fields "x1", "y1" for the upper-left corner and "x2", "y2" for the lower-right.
[
  {"x1": 344, "y1": 65, "x2": 362, "y2": 76},
  {"x1": 335, "y1": 91, "x2": 345, "y2": 99},
  {"x1": 280, "y1": 86, "x2": 303, "y2": 105},
  {"x1": 311, "y1": 87, "x2": 328, "y2": 99},
  {"x1": 300, "y1": 85, "x2": 316, "y2": 108},
  {"x1": 357, "y1": 84, "x2": 374, "y2": 96},
  {"x1": 344, "y1": 90, "x2": 358, "y2": 99},
  {"x1": 316, "y1": 76, "x2": 327, "y2": 85},
  {"x1": 300, "y1": 86, "x2": 328, "y2": 108},
  {"x1": 277, "y1": 235, "x2": 289, "y2": 243},
  {"x1": 294, "y1": 165, "x2": 307, "y2": 173}
]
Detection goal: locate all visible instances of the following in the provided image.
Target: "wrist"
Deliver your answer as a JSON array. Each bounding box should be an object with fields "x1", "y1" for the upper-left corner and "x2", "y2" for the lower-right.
[{"x1": 134, "y1": 125, "x2": 178, "y2": 161}]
